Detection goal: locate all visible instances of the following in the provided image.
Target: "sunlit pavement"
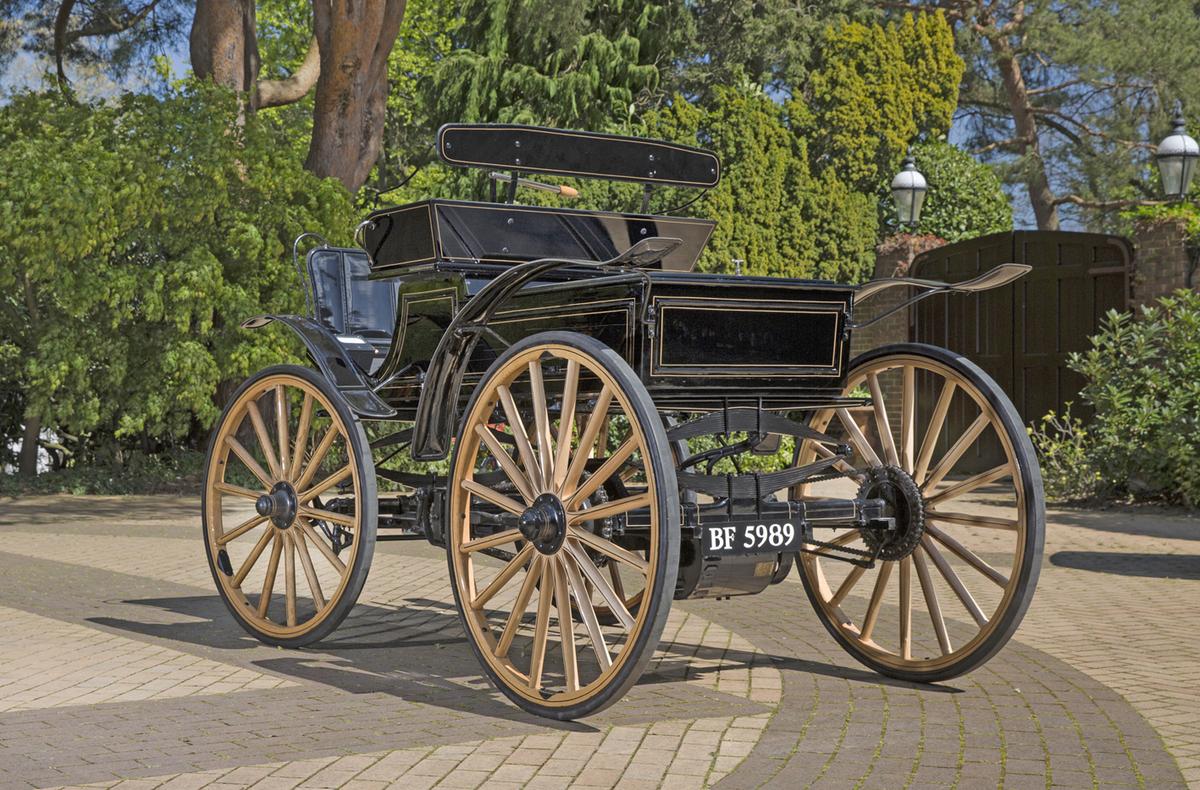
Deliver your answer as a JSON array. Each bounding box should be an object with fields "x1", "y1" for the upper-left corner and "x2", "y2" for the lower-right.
[{"x1": 0, "y1": 493, "x2": 1194, "y2": 789}]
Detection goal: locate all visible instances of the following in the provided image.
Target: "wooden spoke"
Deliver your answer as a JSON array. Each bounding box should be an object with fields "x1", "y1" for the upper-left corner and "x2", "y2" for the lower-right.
[
  {"x1": 920, "y1": 536, "x2": 987, "y2": 627},
  {"x1": 836, "y1": 408, "x2": 883, "y2": 468},
  {"x1": 829, "y1": 564, "x2": 868, "y2": 608},
  {"x1": 553, "y1": 557, "x2": 580, "y2": 692},
  {"x1": 299, "y1": 505, "x2": 355, "y2": 527},
  {"x1": 257, "y1": 533, "x2": 284, "y2": 619},
  {"x1": 553, "y1": 360, "x2": 580, "y2": 489},
  {"x1": 926, "y1": 464, "x2": 1012, "y2": 505},
  {"x1": 914, "y1": 380, "x2": 956, "y2": 483},
  {"x1": 568, "y1": 491, "x2": 651, "y2": 524},
  {"x1": 298, "y1": 465, "x2": 353, "y2": 504},
  {"x1": 475, "y1": 425, "x2": 536, "y2": 504},
  {"x1": 565, "y1": 541, "x2": 635, "y2": 630},
  {"x1": 867, "y1": 372, "x2": 900, "y2": 467},
  {"x1": 528, "y1": 360, "x2": 555, "y2": 488},
  {"x1": 926, "y1": 523, "x2": 1009, "y2": 587},
  {"x1": 462, "y1": 528, "x2": 523, "y2": 553},
  {"x1": 568, "y1": 527, "x2": 649, "y2": 573},
  {"x1": 560, "y1": 385, "x2": 614, "y2": 496},
  {"x1": 232, "y1": 527, "x2": 275, "y2": 587},
  {"x1": 859, "y1": 560, "x2": 893, "y2": 642},
  {"x1": 294, "y1": 426, "x2": 342, "y2": 492},
  {"x1": 566, "y1": 436, "x2": 639, "y2": 509},
  {"x1": 214, "y1": 481, "x2": 262, "y2": 501},
  {"x1": 247, "y1": 401, "x2": 284, "y2": 481},
  {"x1": 461, "y1": 479, "x2": 526, "y2": 517},
  {"x1": 900, "y1": 365, "x2": 915, "y2": 471},
  {"x1": 294, "y1": 518, "x2": 347, "y2": 574},
  {"x1": 498, "y1": 385, "x2": 545, "y2": 492},
  {"x1": 609, "y1": 559, "x2": 626, "y2": 601},
  {"x1": 471, "y1": 544, "x2": 535, "y2": 609},
  {"x1": 926, "y1": 510, "x2": 1019, "y2": 531},
  {"x1": 217, "y1": 514, "x2": 267, "y2": 546},
  {"x1": 809, "y1": 440, "x2": 864, "y2": 482},
  {"x1": 284, "y1": 532, "x2": 297, "y2": 627},
  {"x1": 293, "y1": 527, "x2": 326, "y2": 610},
  {"x1": 923, "y1": 413, "x2": 990, "y2": 491},
  {"x1": 288, "y1": 392, "x2": 313, "y2": 481},
  {"x1": 561, "y1": 553, "x2": 611, "y2": 670},
  {"x1": 528, "y1": 559, "x2": 555, "y2": 690},
  {"x1": 899, "y1": 557, "x2": 912, "y2": 660},
  {"x1": 496, "y1": 556, "x2": 543, "y2": 658},
  {"x1": 225, "y1": 436, "x2": 274, "y2": 489},
  {"x1": 913, "y1": 547, "x2": 951, "y2": 655},
  {"x1": 274, "y1": 385, "x2": 290, "y2": 477}
]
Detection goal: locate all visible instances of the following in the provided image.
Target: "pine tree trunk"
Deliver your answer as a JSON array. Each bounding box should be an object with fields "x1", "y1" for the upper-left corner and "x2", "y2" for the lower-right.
[
  {"x1": 305, "y1": 0, "x2": 407, "y2": 192},
  {"x1": 18, "y1": 412, "x2": 40, "y2": 479},
  {"x1": 994, "y1": 43, "x2": 1060, "y2": 231},
  {"x1": 190, "y1": 0, "x2": 256, "y2": 92}
]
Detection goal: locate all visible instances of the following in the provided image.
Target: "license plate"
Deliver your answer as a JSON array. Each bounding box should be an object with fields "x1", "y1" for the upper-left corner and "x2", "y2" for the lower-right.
[{"x1": 699, "y1": 521, "x2": 802, "y2": 556}]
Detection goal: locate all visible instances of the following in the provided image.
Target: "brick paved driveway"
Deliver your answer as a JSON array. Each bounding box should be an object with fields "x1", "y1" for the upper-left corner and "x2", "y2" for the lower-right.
[{"x1": 0, "y1": 493, "x2": 1194, "y2": 789}]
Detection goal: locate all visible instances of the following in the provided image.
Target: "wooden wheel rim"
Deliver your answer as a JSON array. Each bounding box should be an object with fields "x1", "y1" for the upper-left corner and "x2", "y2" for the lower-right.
[
  {"x1": 449, "y1": 343, "x2": 660, "y2": 708},
  {"x1": 797, "y1": 353, "x2": 1030, "y2": 673},
  {"x1": 204, "y1": 372, "x2": 363, "y2": 640}
]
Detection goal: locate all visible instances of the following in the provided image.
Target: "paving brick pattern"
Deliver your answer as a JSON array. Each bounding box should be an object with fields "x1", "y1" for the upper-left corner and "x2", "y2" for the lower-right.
[{"x1": 0, "y1": 494, "x2": 1192, "y2": 789}]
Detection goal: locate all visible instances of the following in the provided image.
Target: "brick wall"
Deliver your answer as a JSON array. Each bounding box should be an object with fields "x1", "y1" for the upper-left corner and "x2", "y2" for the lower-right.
[
  {"x1": 1130, "y1": 217, "x2": 1195, "y2": 308},
  {"x1": 849, "y1": 234, "x2": 947, "y2": 440}
]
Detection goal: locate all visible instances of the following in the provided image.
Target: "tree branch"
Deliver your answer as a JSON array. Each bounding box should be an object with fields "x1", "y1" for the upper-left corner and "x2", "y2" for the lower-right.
[
  {"x1": 255, "y1": 37, "x2": 321, "y2": 109},
  {"x1": 53, "y1": 0, "x2": 161, "y2": 91},
  {"x1": 1051, "y1": 194, "x2": 1165, "y2": 210}
]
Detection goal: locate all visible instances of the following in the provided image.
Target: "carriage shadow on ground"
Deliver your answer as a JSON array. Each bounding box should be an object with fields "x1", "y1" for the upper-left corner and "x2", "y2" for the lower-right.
[{"x1": 86, "y1": 589, "x2": 954, "y2": 727}]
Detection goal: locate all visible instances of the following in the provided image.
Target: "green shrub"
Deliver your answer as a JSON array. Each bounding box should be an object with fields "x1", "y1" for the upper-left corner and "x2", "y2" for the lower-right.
[{"x1": 1030, "y1": 290, "x2": 1200, "y2": 505}]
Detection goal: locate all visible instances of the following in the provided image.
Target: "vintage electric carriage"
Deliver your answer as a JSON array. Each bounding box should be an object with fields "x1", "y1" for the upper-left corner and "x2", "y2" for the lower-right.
[{"x1": 202, "y1": 124, "x2": 1045, "y2": 720}]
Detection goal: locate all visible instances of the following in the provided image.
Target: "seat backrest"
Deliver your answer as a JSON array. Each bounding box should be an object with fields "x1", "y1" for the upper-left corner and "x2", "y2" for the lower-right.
[{"x1": 307, "y1": 248, "x2": 398, "y2": 341}]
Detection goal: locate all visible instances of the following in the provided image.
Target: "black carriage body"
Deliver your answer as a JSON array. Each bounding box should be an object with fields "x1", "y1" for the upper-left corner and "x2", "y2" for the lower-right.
[{"x1": 352, "y1": 200, "x2": 855, "y2": 421}]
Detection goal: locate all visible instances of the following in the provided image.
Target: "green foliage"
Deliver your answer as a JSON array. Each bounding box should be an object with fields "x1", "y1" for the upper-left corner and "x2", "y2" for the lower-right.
[
  {"x1": 887, "y1": 140, "x2": 1012, "y2": 243},
  {"x1": 1029, "y1": 291, "x2": 1200, "y2": 505},
  {"x1": 0, "y1": 83, "x2": 354, "y2": 465},
  {"x1": 802, "y1": 11, "x2": 962, "y2": 192},
  {"x1": 427, "y1": 0, "x2": 686, "y2": 129},
  {"x1": 647, "y1": 87, "x2": 877, "y2": 282}
]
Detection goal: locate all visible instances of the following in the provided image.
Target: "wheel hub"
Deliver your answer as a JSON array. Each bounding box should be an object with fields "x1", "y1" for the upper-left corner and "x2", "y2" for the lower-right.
[
  {"x1": 256, "y1": 482, "x2": 299, "y2": 529},
  {"x1": 858, "y1": 466, "x2": 924, "y2": 561},
  {"x1": 519, "y1": 493, "x2": 568, "y2": 555}
]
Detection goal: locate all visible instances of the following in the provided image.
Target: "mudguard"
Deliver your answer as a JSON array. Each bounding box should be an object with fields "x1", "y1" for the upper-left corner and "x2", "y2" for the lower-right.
[{"x1": 241, "y1": 314, "x2": 397, "y2": 419}]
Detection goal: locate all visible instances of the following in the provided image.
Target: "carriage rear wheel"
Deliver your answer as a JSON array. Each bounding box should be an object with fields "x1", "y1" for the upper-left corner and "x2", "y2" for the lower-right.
[
  {"x1": 795, "y1": 343, "x2": 1044, "y2": 682},
  {"x1": 447, "y1": 332, "x2": 679, "y2": 720},
  {"x1": 202, "y1": 365, "x2": 377, "y2": 647}
]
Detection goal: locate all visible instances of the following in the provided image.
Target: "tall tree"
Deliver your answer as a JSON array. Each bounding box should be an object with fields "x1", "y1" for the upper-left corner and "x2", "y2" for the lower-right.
[
  {"x1": 879, "y1": 0, "x2": 1200, "y2": 230},
  {"x1": 188, "y1": 0, "x2": 406, "y2": 191}
]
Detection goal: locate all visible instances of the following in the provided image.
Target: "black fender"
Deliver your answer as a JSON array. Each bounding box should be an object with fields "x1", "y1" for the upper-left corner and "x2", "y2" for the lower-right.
[
  {"x1": 241, "y1": 314, "x2": 397, "y2": 419},
  {"x1": 409, "y1": 236, "x2": 681, "y2": 461}
]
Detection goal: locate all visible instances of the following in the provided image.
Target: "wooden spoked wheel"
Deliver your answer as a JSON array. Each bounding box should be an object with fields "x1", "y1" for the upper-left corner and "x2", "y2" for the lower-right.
[
  {"x1": 202, "y1": 365, "x2": 377, "y2": 647},
  {"x1": 447, "y1": 332, "x2": 679, "y2": 720},
  {"x1": 795, "y1": 343, "x2": 1044, "y2": 681}
]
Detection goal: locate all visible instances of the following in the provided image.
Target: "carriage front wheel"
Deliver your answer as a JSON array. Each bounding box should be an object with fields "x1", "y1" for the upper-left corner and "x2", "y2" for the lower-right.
[
  {"x1": 795, "y1": 343, "x2": 1044, "y2": 682},
  {"x1": 447, "y1": 332, "x2": 680, "y2": 720},
  {"x1": 202, "y1": 364, "x2": 377, "y2": 647}
]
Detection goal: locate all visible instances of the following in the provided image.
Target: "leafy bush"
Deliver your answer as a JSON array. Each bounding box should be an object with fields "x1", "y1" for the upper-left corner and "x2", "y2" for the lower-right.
[{"x1": 1030, "y1": 290, "x2": 1200, "y2": 505}]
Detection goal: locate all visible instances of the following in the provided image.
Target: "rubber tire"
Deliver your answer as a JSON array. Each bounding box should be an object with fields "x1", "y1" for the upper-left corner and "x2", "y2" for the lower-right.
[
  {"x1": 797, "y1": 342, "x2": 1045, "y2": 683},
  {"x1": 202, "y1": 364, "x2": 378, "y2": 648},
  {"x1": 446, "y1": 331, "x2": 680, "y2": 720}
]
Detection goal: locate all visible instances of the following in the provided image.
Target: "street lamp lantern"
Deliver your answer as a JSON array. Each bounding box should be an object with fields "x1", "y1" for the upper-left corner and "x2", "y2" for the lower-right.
[
  {"x1": 1156, "y1": 102, "x2": 1199, "y2": 200},
  {"x1": 892, "y1": 149, "x2": 927, "y2": 227}
]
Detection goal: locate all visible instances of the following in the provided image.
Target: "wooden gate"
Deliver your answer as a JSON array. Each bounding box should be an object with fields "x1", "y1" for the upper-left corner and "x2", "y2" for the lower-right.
[{"x1": 908, "y1": 230, "x2": 1131, "y2": 470}]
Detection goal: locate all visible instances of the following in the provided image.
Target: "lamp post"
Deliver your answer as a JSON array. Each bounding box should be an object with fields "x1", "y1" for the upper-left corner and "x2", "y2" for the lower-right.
[
  {"x1": 892, "y1": 149, "x2": 927, "y2": 227},
  {"x1": 1156, "y1": 102, "x2": 1199, "y2": 200}
]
